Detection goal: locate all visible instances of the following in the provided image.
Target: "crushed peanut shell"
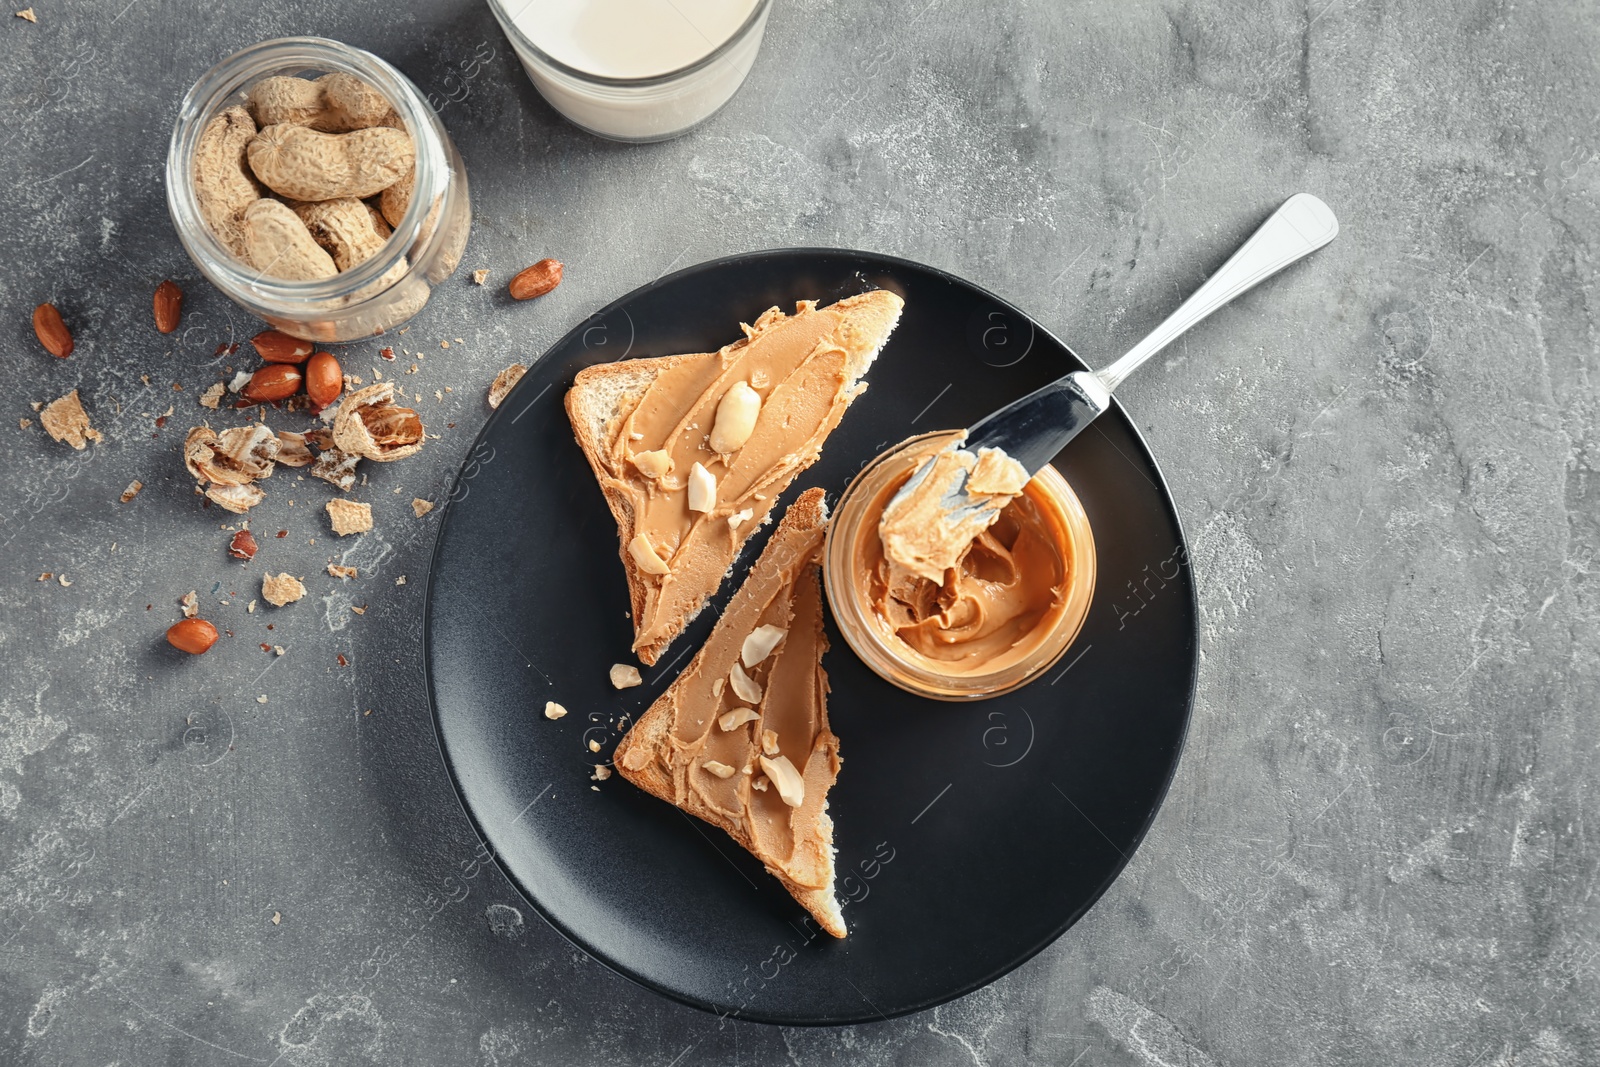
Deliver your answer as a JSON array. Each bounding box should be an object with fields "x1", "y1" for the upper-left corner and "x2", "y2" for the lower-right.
[
  {"x1": 487, "y1": 364, "x2": 527, "y2": 410},
  {"x1": 262, "y1": 572, "x2": 306, "y2": 607},
  {"x1": 40, "y1": 390, "x2": 99, "y2": 450},
  {"x1": 325, "y1": 499, "x2": 373, "y2": 536}
]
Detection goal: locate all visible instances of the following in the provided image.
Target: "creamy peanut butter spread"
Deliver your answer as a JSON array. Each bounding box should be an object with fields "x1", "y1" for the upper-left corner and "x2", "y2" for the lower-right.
[
  {"x1": 619, "y1": 517, "x2": 838, "y2": 890},
  {"x1": 605, "y1": 294, "x2": 897, "y2": 658},
  {"x1": 878, "y1": 442, "x2": 1030, "y2": 583},
  {"x1": 859, "y1": 442, "x2": 1070, "y2": 672}
]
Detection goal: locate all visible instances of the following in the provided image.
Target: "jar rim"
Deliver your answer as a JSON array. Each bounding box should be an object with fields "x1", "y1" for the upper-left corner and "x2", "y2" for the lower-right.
[
  {"x1": 165, "y1": 36, "x2": 445, "y2": 313},
  {"x1": 823, "y1": 431, "x2": 1098, "y2": 701},
  {"x1": 485, "y1": 0, "x2": 773, "y2": 87}
]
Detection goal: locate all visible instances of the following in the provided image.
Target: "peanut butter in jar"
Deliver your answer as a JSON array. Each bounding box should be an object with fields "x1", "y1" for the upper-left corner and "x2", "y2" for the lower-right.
[{"x1": 824, "y1": 431, "x2": 1096, "y2": 700}]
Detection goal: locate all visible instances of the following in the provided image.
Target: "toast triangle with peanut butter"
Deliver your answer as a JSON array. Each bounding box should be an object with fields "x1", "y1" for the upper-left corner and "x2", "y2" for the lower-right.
[
  {"x1": 565, "y1": 289, "x2": 903, "y2": 665},
  {"x1": 614, "y1": 488, "x2": 846, "y2": 938}
]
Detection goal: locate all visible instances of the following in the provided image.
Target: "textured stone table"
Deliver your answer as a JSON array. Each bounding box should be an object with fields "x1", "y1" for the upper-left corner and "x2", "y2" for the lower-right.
[{"x1": 2, "y1": 0, "x2": 1596, "y2": 1063}]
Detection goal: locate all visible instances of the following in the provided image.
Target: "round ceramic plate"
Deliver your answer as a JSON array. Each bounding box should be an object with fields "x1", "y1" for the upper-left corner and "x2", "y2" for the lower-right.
[{"x1": 424, "y1": 249, "x2": 1197, "y2": 1025}]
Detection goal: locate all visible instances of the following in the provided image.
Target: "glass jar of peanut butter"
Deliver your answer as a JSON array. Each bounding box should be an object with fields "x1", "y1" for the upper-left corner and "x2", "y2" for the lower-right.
[{"x1": 825, "y1": 431, "x2": 1096, "y2": 700}]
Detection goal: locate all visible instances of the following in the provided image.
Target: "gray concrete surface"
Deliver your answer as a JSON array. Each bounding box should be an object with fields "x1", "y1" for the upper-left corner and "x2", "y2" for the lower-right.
[{"x1": 2, "y1": 0, "x2": 1597, "y2": 1063}]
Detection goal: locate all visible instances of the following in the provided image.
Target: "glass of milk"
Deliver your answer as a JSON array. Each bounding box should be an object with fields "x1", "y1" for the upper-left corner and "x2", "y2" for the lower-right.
[{"x1": 487, "y1": 0, "x2": 771, "y2": 142}]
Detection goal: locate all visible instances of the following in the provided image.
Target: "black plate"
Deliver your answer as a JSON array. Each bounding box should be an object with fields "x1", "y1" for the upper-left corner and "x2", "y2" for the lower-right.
[{"x1": 424, "y1": 249, "x2": 1197, "y2": 1025}]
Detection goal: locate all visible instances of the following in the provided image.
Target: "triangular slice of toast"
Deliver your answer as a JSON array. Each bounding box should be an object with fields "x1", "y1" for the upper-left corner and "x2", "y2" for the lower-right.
[
  {"x1": 615, "y1": 488, "x2": 846, "y2": 937},
  {"x1": 566, "y1": 290, "x2": 903, "y2": 665}
]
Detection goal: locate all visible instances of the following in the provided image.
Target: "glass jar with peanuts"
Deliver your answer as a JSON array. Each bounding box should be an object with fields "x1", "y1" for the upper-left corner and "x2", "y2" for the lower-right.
[{"x1": 165, "y1": 37, "x2": 471, "y2": 343}]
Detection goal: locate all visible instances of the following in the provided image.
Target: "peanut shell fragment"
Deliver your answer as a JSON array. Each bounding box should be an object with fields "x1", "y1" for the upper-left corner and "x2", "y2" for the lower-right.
[
  {"x1": 184, "y1": 424, "x2": 279, "y2": 486},
  {"x1": 40, "y1": 389, "x2": 98, "y2": 449},
  {"x1": 332, "y1": 382, "x2": 423, "y2": 462},
  {"x1": 487, "y1": 363, "x2": 526, "y2": 410},
  {"x1": 326, "y1": 498, "x2": 373, "y2": 536},
  {"x1": 206, "y1": 483, "x2": 265, "y2": 514},
  {"x1": 261, "y1": 572, "x2": 306, "y2": 607}
]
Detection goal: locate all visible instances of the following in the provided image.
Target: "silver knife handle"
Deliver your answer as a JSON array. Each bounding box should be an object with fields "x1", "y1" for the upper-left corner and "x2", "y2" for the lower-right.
[{"x1": 1095, "y1": 193, "x2": 1339, "y2": 393}]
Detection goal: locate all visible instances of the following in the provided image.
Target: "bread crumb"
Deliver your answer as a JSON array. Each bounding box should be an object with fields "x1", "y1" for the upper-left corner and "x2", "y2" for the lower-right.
[
  {"x1": 543, "y1": 701, "x2": 568, "y2": 720},
  {"x1": 262, "y1": 573, "x2": 306, "y2": 607},
  {"x1": 487, "y1": 363, "x2": 527, "y2": 409},
  {"x1": 411, "y1": 498, "x2": 434, "y2": 518},
  {"x1": 119, "y1": 480, "x2": 144, "y2": 503},
  {"x1": 328, "y1": 564, "x2": 358, "y2": 579},
  {"x1": 199, "y1": 382, "x2": 225, "y2": 409},
  {"x1": 609, "y1": 663, "x2": 642, "y2": 689},
  {"x1": 40, "y1": 389, "x2": 98, "y2": 450},
  {"x1": 325, "y1": 499, "x2": 372, "y2": 536}
]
